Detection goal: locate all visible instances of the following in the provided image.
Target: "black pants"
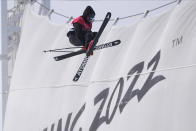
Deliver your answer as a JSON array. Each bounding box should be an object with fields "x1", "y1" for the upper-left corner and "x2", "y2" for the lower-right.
[{"x1": 67, "y1": 31, "x2": 97, "y2": 47}]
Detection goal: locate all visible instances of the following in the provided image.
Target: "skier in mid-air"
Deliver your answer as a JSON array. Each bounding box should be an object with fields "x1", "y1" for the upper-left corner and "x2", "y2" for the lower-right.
[{"x1": 67, "y1": 6, "x2": 97, "y2": 54}]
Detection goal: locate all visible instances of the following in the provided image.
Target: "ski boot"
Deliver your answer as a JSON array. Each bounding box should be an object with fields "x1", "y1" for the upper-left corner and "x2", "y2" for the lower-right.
[{"x1": 86, "y1": 40, "x2": 94, "y2": 55}]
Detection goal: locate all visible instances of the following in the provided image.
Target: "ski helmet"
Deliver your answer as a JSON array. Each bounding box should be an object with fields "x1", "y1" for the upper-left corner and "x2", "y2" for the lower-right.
[{"x1": 83, "y1": 6, "x2": 95, "y2": 21}]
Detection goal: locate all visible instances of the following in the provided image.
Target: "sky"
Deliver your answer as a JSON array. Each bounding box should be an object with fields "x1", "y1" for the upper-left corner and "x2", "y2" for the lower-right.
[
  {"x1": 45, "y1": 1, "x2": 176, "y2": 31},
  {"x1": 0, "y1": 0, "x2": 177, "y2": 131}
]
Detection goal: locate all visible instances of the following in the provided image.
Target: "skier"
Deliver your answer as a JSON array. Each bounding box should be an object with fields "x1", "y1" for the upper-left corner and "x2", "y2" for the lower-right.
[{"x1": 67, "y1": 6, "x2": 97, "y2": 53}]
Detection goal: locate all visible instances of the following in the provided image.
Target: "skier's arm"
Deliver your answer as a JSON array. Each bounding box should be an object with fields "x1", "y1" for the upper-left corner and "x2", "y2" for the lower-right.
[{"x1": 73, "y1": 23, "x2": 85, "y2": 46}]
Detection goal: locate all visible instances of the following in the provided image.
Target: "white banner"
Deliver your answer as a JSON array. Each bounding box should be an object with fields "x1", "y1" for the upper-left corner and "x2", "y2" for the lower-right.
[{"x1": 4, "y1": 2, "x2": 196, "y2": 131}]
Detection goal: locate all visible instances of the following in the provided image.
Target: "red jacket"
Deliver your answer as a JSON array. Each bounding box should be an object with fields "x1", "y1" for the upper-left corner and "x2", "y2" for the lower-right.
[{"x1": 72, "y1": 16, "x2": 92, "y2": 31}]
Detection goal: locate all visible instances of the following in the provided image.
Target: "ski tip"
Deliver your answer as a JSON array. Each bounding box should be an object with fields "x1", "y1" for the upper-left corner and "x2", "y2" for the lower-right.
[
  {"x1": 107, "y1": 12, "x2": 111, "y2": 15},
  {"x1": 54, "y1": 57, "x2": 59, "y2": 61},
  {"x1": 114, "y1": 40, "x2": 121, "y2": 45},
  {"x1": 73, "y1": 77, "x2": 79, "y2": 82},
  {"x1": 106, "y1": 12, "x2": 112, "y2": 19}
]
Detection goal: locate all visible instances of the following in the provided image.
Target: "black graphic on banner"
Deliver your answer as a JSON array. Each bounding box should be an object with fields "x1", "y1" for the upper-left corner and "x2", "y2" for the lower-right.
[
  {"x1": 43, "y1": 50, "x2": 166, "y2": 131},
  {"x1": 172, "y1": 35, "x2": 183, "y2": 48}
]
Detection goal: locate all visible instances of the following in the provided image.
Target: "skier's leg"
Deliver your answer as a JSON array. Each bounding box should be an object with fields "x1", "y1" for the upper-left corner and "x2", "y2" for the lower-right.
[
  {"x1": 84, "y1": 31, "x2": 95, "y2": 55},
  {"x1": 84, "y1": 31, "x2": 94, "y2": 48},
  {"x1": 93, "y1": 32, "x2": 97, "y2": 38},
  {"x1": 68, "y1": 34, "x2": 83, "y2": 46}
]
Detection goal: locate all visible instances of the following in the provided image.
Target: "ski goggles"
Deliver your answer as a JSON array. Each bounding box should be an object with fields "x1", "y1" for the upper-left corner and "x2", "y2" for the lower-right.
[
  {"x1": 89, "y1": 14, "x2": 95, "y2": 22},
  {"x1": 89, "y1": 16, "x2": 95, "y2": 22}
]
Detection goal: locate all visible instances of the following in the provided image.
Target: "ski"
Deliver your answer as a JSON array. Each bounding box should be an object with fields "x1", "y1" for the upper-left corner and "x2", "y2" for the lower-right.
[
  {"x1": 54, "y1": 40, "x2": 120, "y2": 61},
  {"x1": 54, "y1": 49, "x2": 85, "y2": 61},
  {"x1": 73, "y1": 12, "x2": 111, "y2": 82}
]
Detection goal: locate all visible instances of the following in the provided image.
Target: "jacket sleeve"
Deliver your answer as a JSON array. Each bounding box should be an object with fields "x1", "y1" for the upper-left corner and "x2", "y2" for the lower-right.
[{"x1": 73, "y1": 23, "x2": 85, "y2": 46}]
